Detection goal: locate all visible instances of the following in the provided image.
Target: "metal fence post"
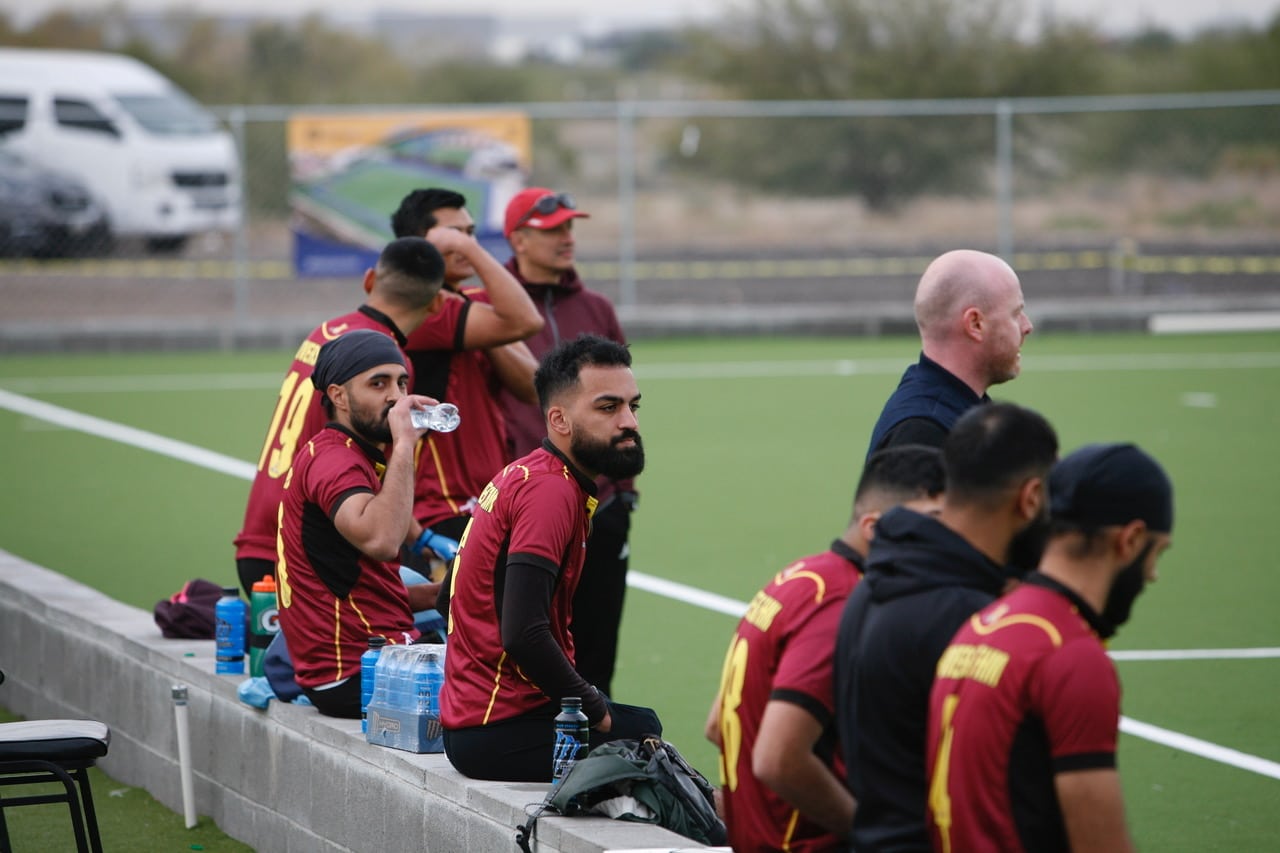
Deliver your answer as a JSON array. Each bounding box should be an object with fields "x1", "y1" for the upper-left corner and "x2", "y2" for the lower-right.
[
  {"x1": 995, "y1": 99, "x2": 1014, "y2": 261},
  {"x1": 229, "y1": 106, "x2": 250, "y2": 340},
  {"x1": 616, "y1": 100, "x2": 638, "y2": 310}
]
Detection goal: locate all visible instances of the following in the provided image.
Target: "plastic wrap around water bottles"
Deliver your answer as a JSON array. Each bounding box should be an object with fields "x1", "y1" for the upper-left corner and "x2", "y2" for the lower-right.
[{"x1": 365, "y1": 643, "x2": 447, "y2": 753}]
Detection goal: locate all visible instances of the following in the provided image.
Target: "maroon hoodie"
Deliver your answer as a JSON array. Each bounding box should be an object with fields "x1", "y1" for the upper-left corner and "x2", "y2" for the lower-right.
[{"x1": 498, "y1": 257, "x2": 636, "y2": 505}]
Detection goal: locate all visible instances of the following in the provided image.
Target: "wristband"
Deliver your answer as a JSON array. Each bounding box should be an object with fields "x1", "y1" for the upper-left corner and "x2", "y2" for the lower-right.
[{"x1": 414, "y1": 528, "x2": 459, "y2": 561}]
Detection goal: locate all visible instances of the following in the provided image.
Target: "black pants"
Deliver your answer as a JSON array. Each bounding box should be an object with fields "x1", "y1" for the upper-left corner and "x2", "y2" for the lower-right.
[
  {"x1": 444, "y1": 699, "x2": 661, "y2": 782},
  {"x1": 237, "y1": 557, "x2": 274, "y2": 600},
  {"x1": 303, "y1": 676, "x2": 362, "y2": 719},
  {"x1": 570, "y1": 497, "x2": 633, "y2": 696}
]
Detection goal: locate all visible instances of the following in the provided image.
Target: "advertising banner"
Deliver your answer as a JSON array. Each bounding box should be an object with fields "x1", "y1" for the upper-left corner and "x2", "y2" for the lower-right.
[{"x1": 287, "y1": 111, "x2": 531, "y2": 278}]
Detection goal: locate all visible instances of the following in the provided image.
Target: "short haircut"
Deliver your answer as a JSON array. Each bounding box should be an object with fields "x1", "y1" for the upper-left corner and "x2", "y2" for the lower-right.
[
  {"x1": 853, "y1": 444, "x2": 946, "y2": 517},
  {"x1": 389, "y1": 188, "x2": 468, "y2": 238},
  {"x1": 374, "y1": 237, "x2": 446, "y2": 307},
  {"x1": 943, "y1": 402, "x2": 1058, "y2": 507},
  {"x1": 535, "y1": 334, "x2": 633, "y2": 411}
]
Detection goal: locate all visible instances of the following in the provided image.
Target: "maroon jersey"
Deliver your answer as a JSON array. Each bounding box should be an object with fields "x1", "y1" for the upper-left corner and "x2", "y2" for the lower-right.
[
  {"x1": 713, "y1": 541, "x2": 862, "y2": 853},
  {"x1": 275, "y1": 425, "x2": 419, "y2": 689},
  {"x1": 403, "y1": 290, "x2": 510, "y2": 528},
  {"x1": 440, "y1": 444, "x2": 597, "y2": 729},
  {"x1": 926, "y1": 574, "x2": 1120, "y2": 853},
  {"x1": 234, "y1": 306, "x2": 409, "y2": 563}
]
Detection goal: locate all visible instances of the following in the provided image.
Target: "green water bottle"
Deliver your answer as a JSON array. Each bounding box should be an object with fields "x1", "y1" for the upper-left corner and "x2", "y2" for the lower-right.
[{"x1": 249, "y1": 574, "x2": 279, "y2": 677}]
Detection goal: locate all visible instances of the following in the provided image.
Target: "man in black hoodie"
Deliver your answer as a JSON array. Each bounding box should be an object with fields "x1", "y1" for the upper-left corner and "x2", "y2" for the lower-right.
[{"x1": 834, "y1": 402, "x2": 1058, "y2": 852}]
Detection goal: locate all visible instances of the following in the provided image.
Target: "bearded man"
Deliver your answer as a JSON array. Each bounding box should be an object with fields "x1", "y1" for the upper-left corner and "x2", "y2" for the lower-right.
[
  {"x1": 926, "y1": 443, "x2": 1174, "y2": 853},
  {"x1": 275, "y1": 329, "x2": 443, "y2": 718},
  {"x1": 439, "y1": 334, "x2": 661, "y2": 782}
]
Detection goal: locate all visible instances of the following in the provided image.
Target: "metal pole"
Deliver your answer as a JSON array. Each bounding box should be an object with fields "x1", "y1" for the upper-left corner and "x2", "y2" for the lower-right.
[
  {"x1": 616, "y1": 100, "x2": 638, "y2": 310},
  {"x1": 171, "y1": 685, "x2": 197, "y2": 829},
  {"x1": 229, "y1": 106, "x2": 250, "y2": 344},
  {"x1": 995, "y1": 99, "x2": 1014, "y2": 260}
]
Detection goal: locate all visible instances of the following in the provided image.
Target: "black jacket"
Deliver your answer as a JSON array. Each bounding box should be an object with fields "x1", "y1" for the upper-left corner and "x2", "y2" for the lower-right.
[
  {"x1": 865, "y1": 353, "x2": 988, "y2": 461},
  {"x1": 834, "y1": 507, "x2": 1007, "y2": 853}
]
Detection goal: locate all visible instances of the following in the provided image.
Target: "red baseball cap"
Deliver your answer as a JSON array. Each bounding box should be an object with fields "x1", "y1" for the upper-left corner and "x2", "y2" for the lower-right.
[{"x1": 503, "y1": 187, "x2": 589, "y2": 238}]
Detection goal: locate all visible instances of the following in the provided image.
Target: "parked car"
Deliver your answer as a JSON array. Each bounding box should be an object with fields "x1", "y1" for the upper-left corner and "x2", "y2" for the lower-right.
[
  {"x1": 0, "y1": 48, "x2": 241, "y2": 254},
  {"x1": 0, "y1": 147, "x2": 111, "y2": 257}
]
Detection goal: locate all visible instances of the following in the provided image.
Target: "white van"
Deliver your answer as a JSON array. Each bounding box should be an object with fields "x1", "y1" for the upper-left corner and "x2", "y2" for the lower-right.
[{"x1": 0, "y1": 48, "x2": 241, "y2": 252}]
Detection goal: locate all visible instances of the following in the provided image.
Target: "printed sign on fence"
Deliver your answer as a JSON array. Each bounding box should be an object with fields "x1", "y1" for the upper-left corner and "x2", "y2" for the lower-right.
[{"x1": 286, "y1": 111, "x2": 531, "y2": 278}]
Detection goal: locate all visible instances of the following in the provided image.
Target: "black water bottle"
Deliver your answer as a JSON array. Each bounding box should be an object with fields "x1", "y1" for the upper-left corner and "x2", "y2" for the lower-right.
[{"x1": 552, "y1": 696, "x2": 589, "y2": 783}]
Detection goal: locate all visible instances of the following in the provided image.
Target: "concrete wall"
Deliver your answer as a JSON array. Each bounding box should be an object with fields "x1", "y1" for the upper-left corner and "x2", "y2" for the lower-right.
[{"x1": 0, "y1": 549, "x2": 716, "y2": 853}]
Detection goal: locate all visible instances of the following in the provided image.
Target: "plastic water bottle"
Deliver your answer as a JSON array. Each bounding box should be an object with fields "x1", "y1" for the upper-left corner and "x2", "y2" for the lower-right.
[
  {"x1": 552, "y1": 696, "x2": 589, "y2": 783},
  {"x1": 390, "y1": 646, "x2": 413, "y2": 713},
  {"x1": 249, "y1": 575, "x2": 279, "y2": 678},
  {"x1": 360, "y1": 636, "x2": 387, "y2": 734},
  {"x1": 416, "y1": 650, "x2": 444, "y2": 717},
  {"x1": 409, "y1": 402, "x2": 461, "y2": 433},
  {"x1": 214, "y1": 586, "x2": 246, "y2": 675}
]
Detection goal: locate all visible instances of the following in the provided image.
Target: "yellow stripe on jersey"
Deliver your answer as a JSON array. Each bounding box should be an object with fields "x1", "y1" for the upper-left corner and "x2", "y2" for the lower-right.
[
  {"x1": 483, "y1": 652, "x2": 508, "y2": 725},
  {"x1": 775, "y1": 566, "x2": 828, "y2": 603},
  {"x1": 782, "y1": 807, "x2": 801, "y2": 851},
  {"x1": 426, "y1": 433, "x2": 460, "y2": 514},
  {"x1": 968, "y1": 611, "x2": 1064, "y2": 647}
]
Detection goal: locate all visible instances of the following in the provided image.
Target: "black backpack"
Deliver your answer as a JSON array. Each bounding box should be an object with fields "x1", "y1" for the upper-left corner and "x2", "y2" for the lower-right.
[{"x1": 516, "y1": 735, "x2": 726, "y2": 851}]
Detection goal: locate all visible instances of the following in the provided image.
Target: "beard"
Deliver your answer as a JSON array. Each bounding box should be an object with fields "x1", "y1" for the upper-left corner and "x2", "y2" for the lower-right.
[
  {"x1": 1006, "y1": 507, "x2": 1051, "y2": 578},
  {"x1": 1099, "y1": 541, "x2": 1154, "y2": 638},
  {"x1": 350, "y1": 400, "x2": 393, "y2": 445},
  {"x1": 572, "y1": 428, "x2": 645, "y2": 480}
]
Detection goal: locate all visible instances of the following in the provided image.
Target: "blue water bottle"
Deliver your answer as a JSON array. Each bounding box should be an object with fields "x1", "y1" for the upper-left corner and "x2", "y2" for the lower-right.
[
  {"x1": 360, "y1": 636, "x2": 387, "y2": 733},
  {"x1": 214, "y1": 586, "x2": 247, "y2": 675}
]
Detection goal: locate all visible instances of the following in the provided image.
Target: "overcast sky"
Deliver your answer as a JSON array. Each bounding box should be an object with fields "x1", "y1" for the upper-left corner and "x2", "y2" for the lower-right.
[{"x1": 4, "y1": 0, "x2": 1278, "y2": 36}]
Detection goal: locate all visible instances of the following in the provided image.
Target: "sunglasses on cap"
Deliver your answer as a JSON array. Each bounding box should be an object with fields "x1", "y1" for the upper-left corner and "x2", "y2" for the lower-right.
[{"x1": 514, "y1": 192, "x2": 576, "y2": 229}]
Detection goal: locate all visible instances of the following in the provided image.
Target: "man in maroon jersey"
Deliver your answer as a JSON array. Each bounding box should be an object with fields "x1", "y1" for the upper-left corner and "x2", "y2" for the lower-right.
[
  {"x1": 275, "y1": 330, "x2": 445, "y2": 717},
  {"x1": 705, "y1": 445, "x2": 946, "y2": 853},
  {"x1": 441, "y1": 334, "x2": 660, "y2": 782},
  {"x1": 926, "y1": 443, "x2": 1174, "y2": 853},
  {"x1": 389, "y1": 188, "x2": 543, "y2": 573},
  {"x1": 233, "y1": 237, "x2": 447, "y2": 595},
  {"x1": 499, "y1": 187, "x2": 636, "y2": 698}
]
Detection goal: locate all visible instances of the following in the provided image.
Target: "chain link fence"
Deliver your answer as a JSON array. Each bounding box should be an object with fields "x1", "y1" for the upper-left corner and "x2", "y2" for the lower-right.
[{"x1": 2, "y1": 91, "x2": 1278, "y2": 346}]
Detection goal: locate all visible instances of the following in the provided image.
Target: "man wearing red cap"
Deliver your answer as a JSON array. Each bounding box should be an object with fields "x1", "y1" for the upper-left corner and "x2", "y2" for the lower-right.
[{"x1": 499, "y1": 187, "x2": 635, "y2": 699}]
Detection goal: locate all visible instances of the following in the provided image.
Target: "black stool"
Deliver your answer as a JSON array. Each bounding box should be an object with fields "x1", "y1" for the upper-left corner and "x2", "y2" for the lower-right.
[{"x1": 0, "y1": 719, "x2": 111, "y2": 853}]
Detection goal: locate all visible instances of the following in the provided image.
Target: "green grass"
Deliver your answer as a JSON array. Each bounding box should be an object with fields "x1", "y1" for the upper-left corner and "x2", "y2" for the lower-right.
[{"x1": 2, "y1": 331, "x2": 1279, "y2": 849}]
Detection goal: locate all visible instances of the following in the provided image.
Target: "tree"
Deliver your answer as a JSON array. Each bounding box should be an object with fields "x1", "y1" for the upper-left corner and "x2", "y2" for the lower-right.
[{"x1": 674, "y1": 0, "x2": 1108, "y2": 209}]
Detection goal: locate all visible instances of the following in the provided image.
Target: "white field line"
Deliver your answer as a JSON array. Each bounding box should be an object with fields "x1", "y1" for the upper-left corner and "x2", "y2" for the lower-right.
[
  {"x1": 0, "y1": 388, "x2": 256, "y2": 480},
  {"x1": 1120, "y1": 717, "x2": 1280, "y2": 781},
  {"x1": 2, "y1": 386, "x2": 1279, "y2": 780},
  {"x1": 4, "y1": 350, "x2": 1280, "y2": 394}
]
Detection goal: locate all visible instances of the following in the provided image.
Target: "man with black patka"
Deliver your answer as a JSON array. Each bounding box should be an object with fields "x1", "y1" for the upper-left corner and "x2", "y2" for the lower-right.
[{"x1": 927, "y1": 443, "x2": 1175, "y2": 852}]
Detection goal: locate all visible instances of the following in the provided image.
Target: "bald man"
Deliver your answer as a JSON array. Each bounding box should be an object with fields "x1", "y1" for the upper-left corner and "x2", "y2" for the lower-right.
[{"x1": 866, "y1": 250, "x2": 1032, "y2": 461}]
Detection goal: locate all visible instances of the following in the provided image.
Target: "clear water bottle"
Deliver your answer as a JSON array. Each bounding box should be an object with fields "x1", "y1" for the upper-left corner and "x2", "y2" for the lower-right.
[
  {"x1": 214, "y1": 586, "x2": 247, "y2": 675},
  {"x1": 360, "y1": 636, "x2": 387, "y2": 734},
  {"x1": 390, "y1": 646, "x2": 413, "y2": 713},
  {"x1": 409, "y1": 403, "x2": 461, "y2": 433},
  {"x1": 552, "y1": 696, "x2": 589, "y2": 783},
  {"x1": 416, "y1": 650, "x2": 444, "y2": 718}
]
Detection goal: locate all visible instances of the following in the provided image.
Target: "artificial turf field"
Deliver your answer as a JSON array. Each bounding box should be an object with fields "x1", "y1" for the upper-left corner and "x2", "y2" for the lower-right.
[{"x1": 1, "y1": 330, "x2": 1277, "y2": 851}]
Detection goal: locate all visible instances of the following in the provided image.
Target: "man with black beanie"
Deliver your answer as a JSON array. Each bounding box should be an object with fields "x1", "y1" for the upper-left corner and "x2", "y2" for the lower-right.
[
  {"x1": 926, "y1": 442, "x2": 1174, "y2": 853},
  {"x1": 275, "y1": 330, "x2": 444, "y2": 718}
]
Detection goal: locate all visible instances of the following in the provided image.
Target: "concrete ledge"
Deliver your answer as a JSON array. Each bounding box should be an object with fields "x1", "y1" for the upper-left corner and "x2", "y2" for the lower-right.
[{"x1": 0, "y1": 549, "x2": 715, "y2": 853}]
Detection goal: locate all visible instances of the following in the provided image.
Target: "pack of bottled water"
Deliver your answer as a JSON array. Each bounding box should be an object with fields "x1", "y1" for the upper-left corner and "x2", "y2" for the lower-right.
[{"x1": 365, "y1": 643, "x2": 446, "y2": 753}]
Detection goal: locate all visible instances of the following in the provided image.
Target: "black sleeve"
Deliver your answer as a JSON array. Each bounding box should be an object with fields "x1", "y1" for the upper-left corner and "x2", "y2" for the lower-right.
[
  {"x1": 500, "y1": 555, "x2": 607, "y2": 724},
  {"x1": 880, "y1": 417, "x2": 949, "y2": 451}
]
